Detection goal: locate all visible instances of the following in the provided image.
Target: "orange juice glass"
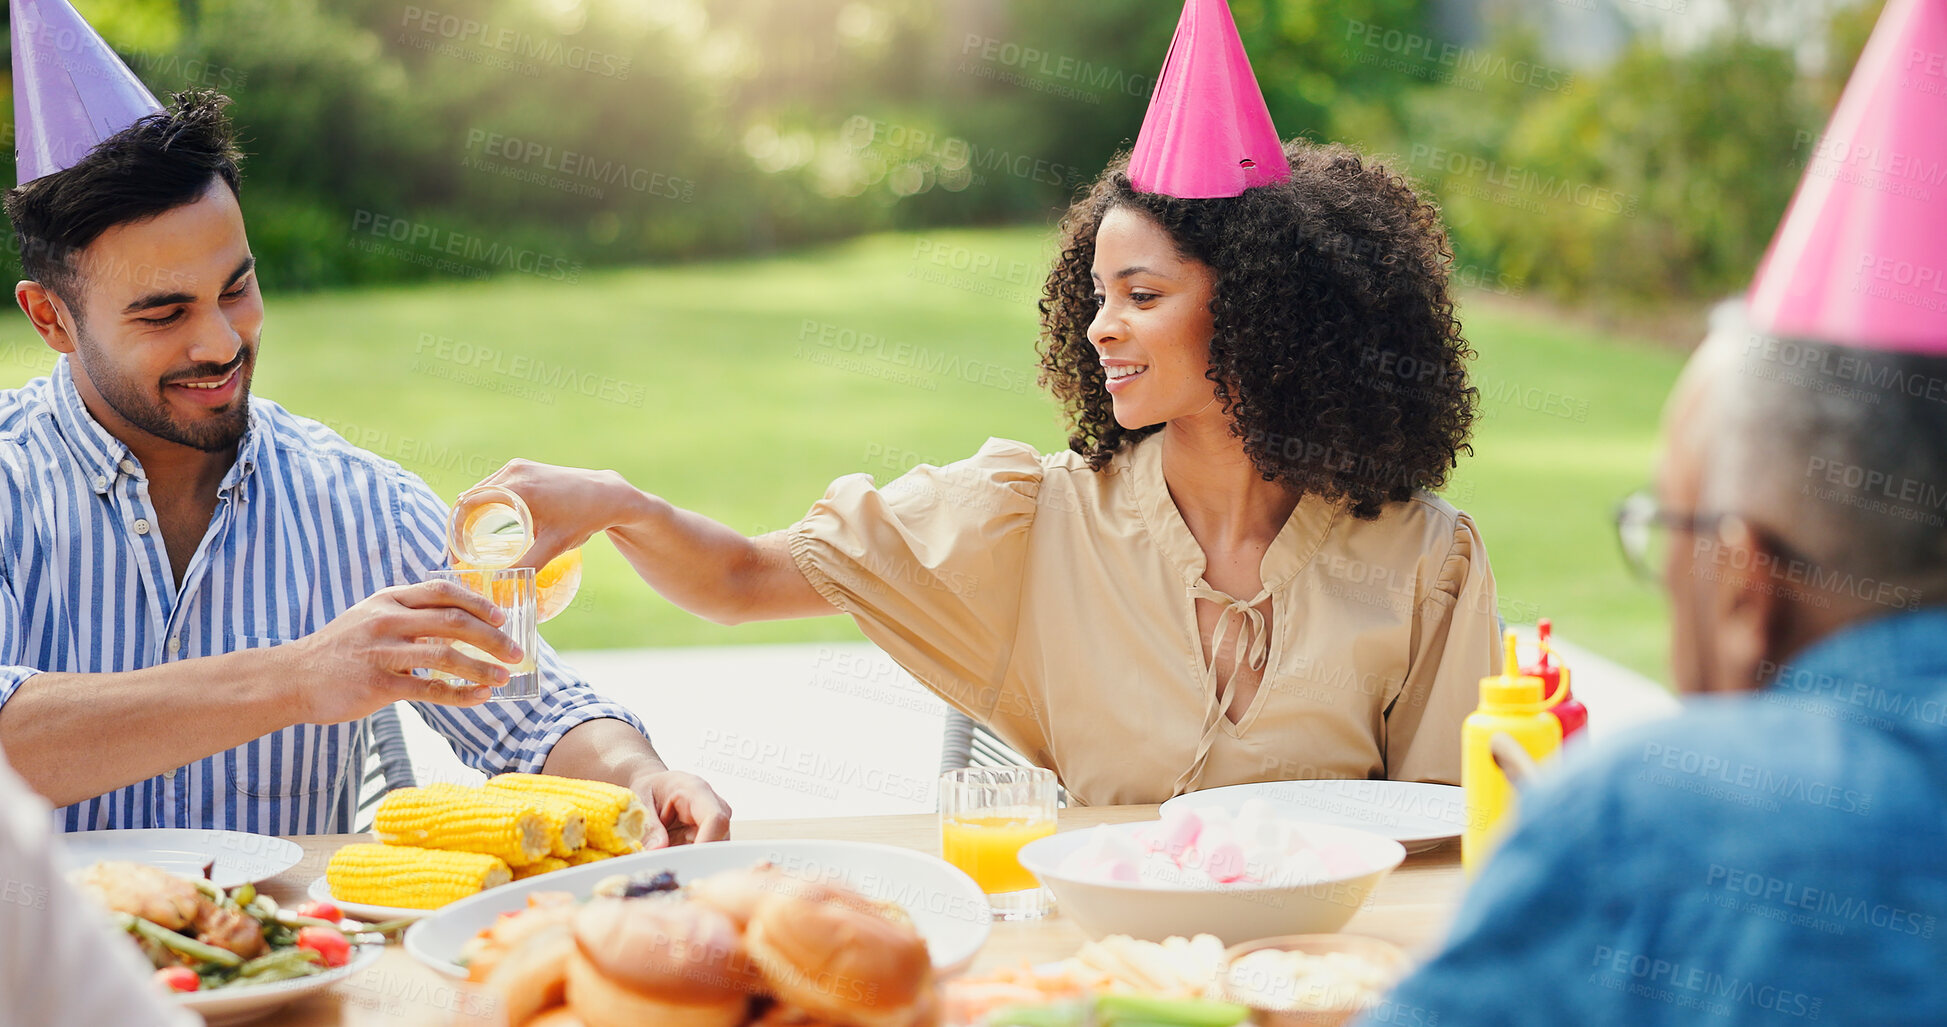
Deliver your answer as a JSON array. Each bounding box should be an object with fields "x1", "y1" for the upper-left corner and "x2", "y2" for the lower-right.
[
  {"x1": 448, "y1": 486, "x2": 582, "y2": 621},
  {"x1": 428, "y1": 566, "x2": 538, "y2": 702},
  {"x1": 940, "y1": 767, "x2": 1057, "y2": 920}
]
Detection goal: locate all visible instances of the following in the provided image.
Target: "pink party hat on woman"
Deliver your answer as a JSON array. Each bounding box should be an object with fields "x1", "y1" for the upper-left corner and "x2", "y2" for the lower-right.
[
  {"x1": 1746, "y1": 0, "x2": 1947, "y2": 354},
  {"x1": 11, "y1": 0, "x2": 164, "y2": 185},
  {"x1": 1128, "y1": 0, "x2": 1291, "y2": 199}
]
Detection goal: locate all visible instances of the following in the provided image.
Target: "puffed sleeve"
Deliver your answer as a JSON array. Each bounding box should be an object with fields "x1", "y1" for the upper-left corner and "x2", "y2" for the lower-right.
[
  {"x1": 789, "y1": 438, "x2": 1042, "y2": 719},
  {"x1": 1384, "y1": 510, "x2": 1501, "y2": 784}
]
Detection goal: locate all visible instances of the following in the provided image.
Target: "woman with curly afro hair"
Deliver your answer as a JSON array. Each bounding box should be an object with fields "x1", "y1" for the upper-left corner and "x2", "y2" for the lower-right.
[{"x1": 483, "y1": 13, "x2": 1501, "y2": 806}]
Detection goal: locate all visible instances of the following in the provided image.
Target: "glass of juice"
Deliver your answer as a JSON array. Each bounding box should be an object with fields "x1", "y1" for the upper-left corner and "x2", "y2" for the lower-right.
[
  {"x1": 447, "y1": 485, "x2": 582, "y2": 622},
  {"x1": 428, "y1": 566, "x2": 540, "y2": 702},
  {"x1": 939, "y1": 767, "x2": 1058, "y2": 920}
]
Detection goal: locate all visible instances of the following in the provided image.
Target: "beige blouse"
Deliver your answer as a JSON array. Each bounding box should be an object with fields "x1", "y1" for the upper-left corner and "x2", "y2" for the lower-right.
[{"x1": 788, "y1": 434, "x2": 1501, "y2": 806}]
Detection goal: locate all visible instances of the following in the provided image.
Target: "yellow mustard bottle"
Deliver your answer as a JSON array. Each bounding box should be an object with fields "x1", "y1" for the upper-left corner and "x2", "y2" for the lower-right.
[{"x1": 1462, "y1": 630, "x2": 1564, "y2": 875}]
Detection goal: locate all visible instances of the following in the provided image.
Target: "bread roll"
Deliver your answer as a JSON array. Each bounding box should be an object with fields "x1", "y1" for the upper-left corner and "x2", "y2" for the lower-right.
[
  {"x1": 481, "y1": 922, "x2": 573, "y2": 1027},
  {"x1": 524, "y1": 1005, "x2": 587, "y2": 1027},
  {"x1": 744, "y1": 884, "x2": 934, "y2": 1027},
  {"x1": 687, "y1": 864, "x2": 806, "y2": 931},
  {"x1": 568, "y1": 896, "x2": 757, "y2": 1027}
]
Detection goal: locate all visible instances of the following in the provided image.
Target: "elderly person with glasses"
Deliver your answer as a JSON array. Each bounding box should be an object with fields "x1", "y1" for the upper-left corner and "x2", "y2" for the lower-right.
[{"x1": 1360, "y1": 5, "x2": 1947, "y2": 1010}]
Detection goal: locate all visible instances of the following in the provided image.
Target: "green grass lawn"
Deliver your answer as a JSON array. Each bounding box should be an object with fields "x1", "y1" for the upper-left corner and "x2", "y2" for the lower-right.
[{"x1": 0, "y1": 227, "x2": 1686, "y2": 682}]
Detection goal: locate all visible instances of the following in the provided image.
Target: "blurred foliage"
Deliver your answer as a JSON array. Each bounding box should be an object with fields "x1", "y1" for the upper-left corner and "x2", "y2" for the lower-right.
[
  {"x1": 1399, "y1": 34, "x2": 1811, "y2": 302},
  {"x1": 0, "y1": 0, "x2": 1894, "y2": 304}
]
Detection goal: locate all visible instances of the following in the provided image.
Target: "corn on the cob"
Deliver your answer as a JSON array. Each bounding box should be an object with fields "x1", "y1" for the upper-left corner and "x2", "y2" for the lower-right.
[
  {"x1": 374, "y1": 784, "x2": 551, "y2": 867},
  {"x1": 564, "y1": 848, "x2": 617, "y2": 866},
  {"x1": 326, "y1": 844, "x2": 510, "y2": 909},
  {"x1": 486, "y1": 774, "x2": 647, "y2": 854},
  {"x1": 529, "y1": 796, "x2": 587, "y2": 858},
  {"x1": 510, "y1": 855, "x2": 570, "y2": 881}
]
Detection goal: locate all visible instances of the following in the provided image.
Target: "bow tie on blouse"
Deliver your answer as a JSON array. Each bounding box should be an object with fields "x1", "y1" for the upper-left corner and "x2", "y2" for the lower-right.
[{"x1": 1172, "y1": 582, "x2": 1273, "y2": 797}]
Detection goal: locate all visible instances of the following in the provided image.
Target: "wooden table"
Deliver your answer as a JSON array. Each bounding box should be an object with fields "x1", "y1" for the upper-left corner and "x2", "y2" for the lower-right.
[{"x1": 264, "y1": 805, "x2": 1463, "y2": 1025}]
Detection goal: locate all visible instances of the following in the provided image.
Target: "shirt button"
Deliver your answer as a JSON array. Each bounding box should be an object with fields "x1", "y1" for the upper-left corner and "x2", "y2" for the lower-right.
[
  {"x1": 163, "y1": 769, "x2": 176, "y2": 780},
  {"x1": 93, "y1": 475, "x2": 108, "y2": 491},
  {"x1": 169, "y1": 637, "x2": 183, "y2": 654},
  {"x1": 133, "y1": 518, "x2": 152, "y2": 535},
  {"x1": 119, "y1": 459, "x2": 137, "y2": 474}
]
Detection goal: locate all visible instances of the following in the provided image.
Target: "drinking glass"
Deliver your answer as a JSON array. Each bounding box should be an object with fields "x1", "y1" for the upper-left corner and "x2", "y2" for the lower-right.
[
  {"x1": 940, "y1": 767, "x2": 1058, "y2": 920},
  {"x1": 429, "y1": 567, "x2": 539, "y2": 702},
  {"x1": 448, "y1": 485, "x2": 583, "y2": 622}
]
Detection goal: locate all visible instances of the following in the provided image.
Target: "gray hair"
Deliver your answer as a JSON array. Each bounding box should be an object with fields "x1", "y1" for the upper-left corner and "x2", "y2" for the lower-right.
[{"x1": 1700, "y1": 301, "x2": 1947, "y2": 601}]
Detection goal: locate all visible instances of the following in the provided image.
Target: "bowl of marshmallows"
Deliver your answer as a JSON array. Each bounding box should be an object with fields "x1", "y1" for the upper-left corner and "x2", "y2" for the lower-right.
[{"x1": 1016, "y1": 799, "x2": 1406, "y2": 944}]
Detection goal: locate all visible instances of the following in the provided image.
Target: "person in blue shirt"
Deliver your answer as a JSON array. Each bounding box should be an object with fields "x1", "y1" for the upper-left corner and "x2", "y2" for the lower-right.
[
  {"x1": 0, "y1": 92, "x2": 729, "y2": 844},
  {"x1": 1366, "y1": 309, "x2": 1947, "y2": 1025},
  {"x1": 1371, "y1": 3, "x2": 1947, "y2": 1016}
]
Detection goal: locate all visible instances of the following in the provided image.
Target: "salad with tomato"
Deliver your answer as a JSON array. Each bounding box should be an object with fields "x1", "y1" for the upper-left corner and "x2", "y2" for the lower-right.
[{"x1": 71, "y1": 861, "x2": 398, "y2": 993}]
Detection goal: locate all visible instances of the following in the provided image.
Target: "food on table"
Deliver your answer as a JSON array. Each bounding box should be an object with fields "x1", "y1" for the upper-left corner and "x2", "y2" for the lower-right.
[
  {"x1": 1095, "y1": 995, "x2": 1248, "y2": 1027},
  {"x1": 376, "y1": 783, "x2": 554, "y2": 867},
  {"x1": 687, "y1": 864, "x2": 797, "y2": 929},
  {"x1": 461, "y1": 892, "x2": 580, "y2": 981},
  {"x1": 326, "y1": 844, "x2": 513, "y2": 909},
  {"x1": 467, "y1": 862, "x2": 939, "y2": 1027},
  {"x1": 487, "y1": 920, "x2": 576, "y2": 1026},
  {"x1": 195, "y1": 901, "x2": 272, "y2": 959},
  {"x1": 569, "y1": 892, "x2": 757, "y2": 1026},
  {"x1": 295, "y1": 925, "x2": 354, "y2": 968},
  {"x1": 329, "y1": 774, "x2": 650, "y2": 909},
  {"x1": 69, "y1": 860, "x2": 376, "y2": 993},
  {"x1": 515, "y1": 856, "x2": 573, "y2": 881},
  {"x1": 1221, "y1": 948, "x2": 1395, "y2": 1013},
  {"x1": 487, "y1": 773, "x2": 649, "y2": 855},
  {"x1": 1057, "y1": 803, "x2": 1370, "y2": 888},
  {"x1": 746, "y1": 881, "x2": 934, "y2": 1027},
  {"x1": 154, "y1": 966, "x2": 202, "y2": 992},
  {"x1": 592, "y1": 868, "x2": 680, "y2": 899},
  {"x1": 942, "y1": 934, "x2": 1230, "y2": 1024},
  {"x1": 531, "y1": 796, "x2": 591, "y2": 857},
  {"x1": 968, "y1": 994, "x2": 1250, "y2": 1027},
  {"x1": 294, "y1": 899, "x2": 342, "y2": 922},
  {"x1": 71, "y1": 860, "x2": 203, "y2": 930}
]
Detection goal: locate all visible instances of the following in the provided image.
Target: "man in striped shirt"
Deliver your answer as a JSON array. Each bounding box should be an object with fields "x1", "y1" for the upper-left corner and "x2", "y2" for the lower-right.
[{"x1": 0, "y1": 93, "x2": 730, "y2": 843}]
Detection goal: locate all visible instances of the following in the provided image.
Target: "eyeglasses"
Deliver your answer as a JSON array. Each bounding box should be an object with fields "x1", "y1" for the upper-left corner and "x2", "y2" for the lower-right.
[
  {"x1": 1614, "y1": 489, "x2": 1819, "y2": 585},
  {"x1": 1613, "y1": 489, "x2": 1721, "y2": 583}
]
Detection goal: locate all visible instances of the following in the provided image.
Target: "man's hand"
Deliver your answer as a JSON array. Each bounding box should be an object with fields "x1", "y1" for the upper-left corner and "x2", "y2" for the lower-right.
[
  {"x1": 280, "y1": 580, "x2": 524, "y2": 724},
  {"x1": 629, "y1": 769, "x2": 733, "y2": 848}
]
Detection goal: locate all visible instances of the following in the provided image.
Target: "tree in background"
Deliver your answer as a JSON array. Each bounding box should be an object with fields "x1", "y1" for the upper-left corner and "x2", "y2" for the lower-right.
[{"x1": 0, "y1": 0, "x2": 1886, "y2": 309}]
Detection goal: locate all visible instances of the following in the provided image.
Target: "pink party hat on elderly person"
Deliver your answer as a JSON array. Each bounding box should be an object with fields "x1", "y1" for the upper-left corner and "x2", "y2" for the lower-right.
[
  {"x1": 1127, "y1": 0, "x2": 1291, "y2": 199},
  {"x1": 10, "y1": 0, "x2": 164, "y2": 185},
  {"x1": 1746, "y1": 0, "x2": 1947, "y2": 354}
]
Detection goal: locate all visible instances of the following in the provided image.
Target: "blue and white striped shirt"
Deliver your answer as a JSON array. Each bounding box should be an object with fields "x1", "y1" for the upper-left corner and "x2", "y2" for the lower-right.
[{"x1": 0, "y1": 358, "x2": 649, "y2": 834}]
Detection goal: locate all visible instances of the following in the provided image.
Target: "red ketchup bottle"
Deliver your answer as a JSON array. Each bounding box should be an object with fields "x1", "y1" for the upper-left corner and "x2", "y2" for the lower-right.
[{"x1": 1526, "y1": 619, "x2": 1588, "y2": 743}]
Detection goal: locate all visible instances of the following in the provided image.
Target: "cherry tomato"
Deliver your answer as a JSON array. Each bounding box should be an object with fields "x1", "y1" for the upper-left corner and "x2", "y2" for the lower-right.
[
  {"x1": 293, "y1": 899, "x2": 342, "y2": 923},
  {"x1": 154, "y1": 966, "x2": 201, "y2": 993},
  {"x1": 296, "y1": 926, "x2": 352, "y2": 968}
]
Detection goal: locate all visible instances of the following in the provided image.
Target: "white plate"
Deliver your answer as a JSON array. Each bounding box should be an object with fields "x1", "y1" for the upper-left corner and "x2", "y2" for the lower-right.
[
  {"x1": 1161, "y1": 780, "x2": 1466, "y2": 852},
  {"x1": 405, "y1": 840, "x2": 991, "y2": 978},
  {"x1": 307, "y1": 876, "x2": 437, "y2": 924},
  {"x1": 177, "y1": 941, "x2": 383, "y2": 1026},
  {"x1": 60, "y1": 829, "x2": 305, "y2": 888}
]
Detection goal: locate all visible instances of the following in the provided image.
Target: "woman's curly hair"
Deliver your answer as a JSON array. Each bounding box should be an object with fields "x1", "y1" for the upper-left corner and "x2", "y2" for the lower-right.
[{"x1": 1038, "y1": 140, "x2": 1478, "y2": 520}]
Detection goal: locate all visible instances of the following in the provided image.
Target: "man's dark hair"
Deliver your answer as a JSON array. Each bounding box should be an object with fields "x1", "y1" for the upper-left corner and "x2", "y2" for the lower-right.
[{"x1": 3, "y1": 89, "x2": 243, "y2": 304}]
